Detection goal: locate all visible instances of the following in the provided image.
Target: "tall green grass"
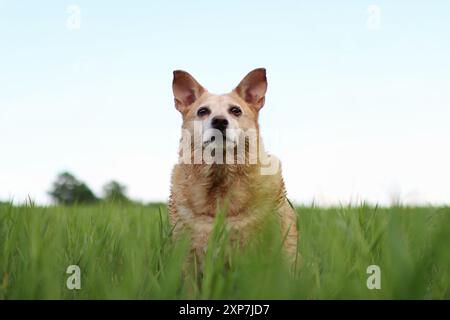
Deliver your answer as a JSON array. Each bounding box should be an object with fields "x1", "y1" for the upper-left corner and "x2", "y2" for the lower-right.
[{"x1": 0, "y1": 202, "x2": 449, "y2": 299}]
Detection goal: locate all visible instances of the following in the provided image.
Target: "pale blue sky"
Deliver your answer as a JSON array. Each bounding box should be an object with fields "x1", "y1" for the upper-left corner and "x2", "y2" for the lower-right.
[{"x1": 1, "y1": 1, "x2": 449, "y2": 205}]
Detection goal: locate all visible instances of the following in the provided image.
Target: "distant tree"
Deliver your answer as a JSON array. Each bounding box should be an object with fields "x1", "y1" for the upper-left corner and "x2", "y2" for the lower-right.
[
  {"x1": 48, "y1": 172, "x2": 98, "y2": 205},
  {"x1": 103, "y1": 180, "x2": 130, "y2": 203}
]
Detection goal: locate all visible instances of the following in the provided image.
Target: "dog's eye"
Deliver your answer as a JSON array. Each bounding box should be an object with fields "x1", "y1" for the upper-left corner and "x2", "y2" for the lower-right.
[
  {"x1": 229, "y1": 106, "x2": 242, "y2": 116},
  {"x1": 197, "y1": 107, "x2": 210, "y2": 117}
]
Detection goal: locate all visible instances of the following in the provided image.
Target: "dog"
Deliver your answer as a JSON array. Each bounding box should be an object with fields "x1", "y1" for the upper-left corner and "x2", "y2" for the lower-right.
[{"x1": 168, "y1": 68, "x2": 298, "y2": 264}]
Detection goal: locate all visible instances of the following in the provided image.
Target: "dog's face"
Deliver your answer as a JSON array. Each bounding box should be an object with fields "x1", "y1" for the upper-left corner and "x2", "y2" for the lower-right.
[{"x1": 172, "y1": 68, "x2": 267, "y2": 150}]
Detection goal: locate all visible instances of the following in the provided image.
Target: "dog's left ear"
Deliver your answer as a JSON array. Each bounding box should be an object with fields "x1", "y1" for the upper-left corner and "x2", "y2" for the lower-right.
[{"x1": 233, "y1": 68, "x2": 267, "y2": 111}]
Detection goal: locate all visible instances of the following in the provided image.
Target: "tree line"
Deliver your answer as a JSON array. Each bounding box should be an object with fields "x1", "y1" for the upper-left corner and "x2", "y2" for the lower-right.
[{"x1": 48, "y1": 172, "x2": 132, "y2": 205}]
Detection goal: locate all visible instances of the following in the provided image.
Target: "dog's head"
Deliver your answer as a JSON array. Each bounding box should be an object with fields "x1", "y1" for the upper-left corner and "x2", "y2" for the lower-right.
[{"x1": 172, "y1": 68, "x2": 267, "y2": 150}]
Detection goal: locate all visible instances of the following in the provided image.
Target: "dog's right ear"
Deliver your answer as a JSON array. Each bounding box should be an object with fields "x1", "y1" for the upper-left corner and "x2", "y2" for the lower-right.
[{"x1": 172, "y1": 70, "x2": 206, "y2": 113}]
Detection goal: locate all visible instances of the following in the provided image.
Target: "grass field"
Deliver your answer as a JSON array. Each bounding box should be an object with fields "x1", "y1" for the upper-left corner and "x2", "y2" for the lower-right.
[{"x1": 0, "y1": 202, "x2": 449, "y2": 299}]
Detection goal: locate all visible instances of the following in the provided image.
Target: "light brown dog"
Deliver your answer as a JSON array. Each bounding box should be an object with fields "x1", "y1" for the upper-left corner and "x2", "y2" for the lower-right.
[{"x1": 168, "y1": 68, "x2": 298, "y2": 263}]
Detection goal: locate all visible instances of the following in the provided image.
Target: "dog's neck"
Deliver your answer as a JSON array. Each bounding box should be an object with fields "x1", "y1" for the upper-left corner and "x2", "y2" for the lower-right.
[
  {"x1": 173, "y1": 140, "x2": 283, "y2": 217},
  {"x1": 179, "y1": 142, "x2": 269, "y2": 190}
]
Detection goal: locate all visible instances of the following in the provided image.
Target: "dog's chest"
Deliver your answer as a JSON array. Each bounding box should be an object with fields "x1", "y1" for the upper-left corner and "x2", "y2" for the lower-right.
[
  {"x1": 175, "y1": 203, "x2": 263, "y2": 242},
  {"x1": 180, "y1": 167, "x2": 252, "y2": 215},
  {"x1": 169, "y1": 163, "x2": 279, "y2": 246}
]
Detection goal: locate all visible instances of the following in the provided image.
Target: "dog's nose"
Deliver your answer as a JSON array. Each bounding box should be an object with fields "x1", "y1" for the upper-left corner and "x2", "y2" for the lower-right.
[{"x1": 211, "y1": 116, "x2": 229, "y2": 133}]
